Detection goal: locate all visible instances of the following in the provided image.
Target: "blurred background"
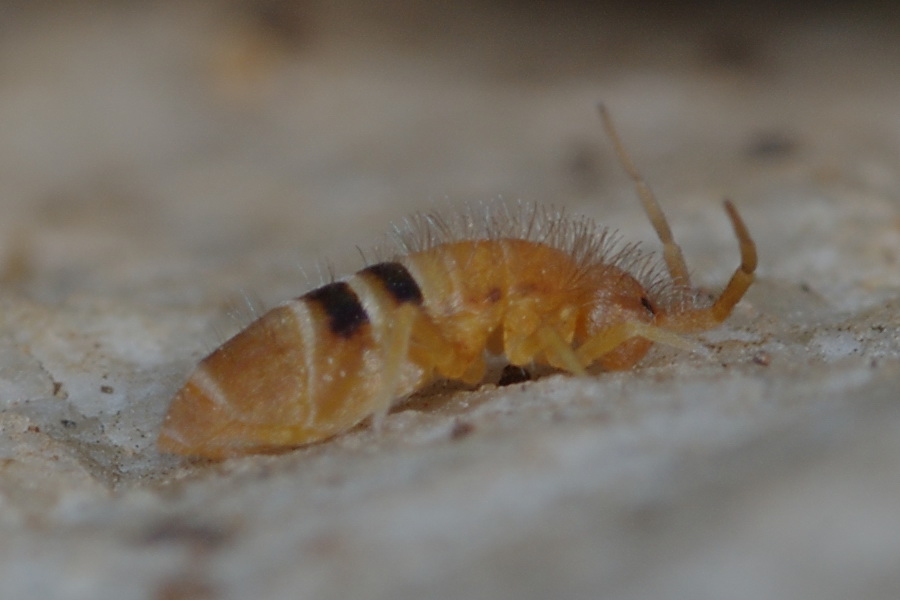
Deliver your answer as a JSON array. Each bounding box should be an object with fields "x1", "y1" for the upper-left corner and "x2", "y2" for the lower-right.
[{"x1": 2, "y1": 0, "x2": 898, "y2": 304}]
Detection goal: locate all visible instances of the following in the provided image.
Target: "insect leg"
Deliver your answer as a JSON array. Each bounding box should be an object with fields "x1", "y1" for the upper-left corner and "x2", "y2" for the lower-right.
[
  {"x1": 535, "y1": 325, "x2": 588, "y2": 375},
  {"x1": 598, "y1": 104, "x2": 691, "y2": 289},
  {"x1": 575, "y1": 321, "x2": 705, "y2": 366},
  {"x1": 459, "y1": 354, "x2": 487, "y2": 385}
]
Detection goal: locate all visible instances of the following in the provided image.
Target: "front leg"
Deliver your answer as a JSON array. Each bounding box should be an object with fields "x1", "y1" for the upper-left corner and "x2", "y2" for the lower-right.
[
  {"x1": 575, "y1": 321, "x2": 703, "y2": 369},
  {"x1": 504, "y1": 324, "x2": 586, "y2": 376}
]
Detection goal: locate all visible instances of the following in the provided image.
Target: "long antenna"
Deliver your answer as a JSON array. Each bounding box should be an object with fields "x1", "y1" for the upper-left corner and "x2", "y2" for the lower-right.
[{"x1": 597, "y1": 104, "x2": 691, "y2": 289}]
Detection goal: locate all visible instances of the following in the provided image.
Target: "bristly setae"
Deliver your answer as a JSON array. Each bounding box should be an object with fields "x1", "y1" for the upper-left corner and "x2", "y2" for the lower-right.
[{"x1": 158, "y1": 106, "x2": 757, "y2": 459}]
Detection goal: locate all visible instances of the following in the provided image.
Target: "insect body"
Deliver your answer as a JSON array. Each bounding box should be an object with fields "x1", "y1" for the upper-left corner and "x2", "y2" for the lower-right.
[{"x1": 158, "y1": 106, "x2": 757, "y2": 458}]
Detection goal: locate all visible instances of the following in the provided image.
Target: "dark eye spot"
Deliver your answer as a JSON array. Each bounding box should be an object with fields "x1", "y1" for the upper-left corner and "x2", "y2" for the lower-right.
[{"x1": 640, "y1": 296, "x2": 656, "y2": 315}]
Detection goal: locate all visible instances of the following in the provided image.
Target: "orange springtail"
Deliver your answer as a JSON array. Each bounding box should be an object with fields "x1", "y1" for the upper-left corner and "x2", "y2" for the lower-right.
[{"x1": 158, "y1": 106, "x2": 757, "y2": 458}]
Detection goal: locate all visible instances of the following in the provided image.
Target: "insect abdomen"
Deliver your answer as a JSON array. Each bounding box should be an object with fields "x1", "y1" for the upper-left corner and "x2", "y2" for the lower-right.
[{"x1": 158, "y1": 273, "x2": 417, "y2": 457}]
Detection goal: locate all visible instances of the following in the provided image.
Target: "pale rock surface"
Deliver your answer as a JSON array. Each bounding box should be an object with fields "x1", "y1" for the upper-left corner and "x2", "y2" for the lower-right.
[{"x1": 1, "y1": 2, "x2": 899, "y2": 599}]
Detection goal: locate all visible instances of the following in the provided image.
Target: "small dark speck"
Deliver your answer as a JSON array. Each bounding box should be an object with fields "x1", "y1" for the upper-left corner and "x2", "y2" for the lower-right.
[
  {"x1": 563, "y1": 142, "x2": 603, "y2": 194},
  {"x1": 498, "y1": 365, "x2": 531, "y2": 386},
  {"x1": 52, "y1": 381, "x2": 63, "y2": 396},
  {"x1": 306, "y1": 531, "x2": 343, "y2": 556},
  {"x1": 700, "y1": 31, "x2": 762, "y2": 70},
  {"x1": 630, "y1": 504, "x2": 667, "y2": 533},
  {"x1": 745, "y1": 131, "x2": 797, "y2": 159},
  {"x1": 100, "y1": 385, "x2": 114, "y2": 394},
  {"x1": 249, "y1": 0, "x2": 310, "y2": 48},
  {"x1": 155, "y1": 577, "x2": 216, "y2": 600},
  {"x1": 752, "y1": 351, "x2": 772, "y2": 366},
  {"x1": 60, "y1": 419, "x2": 77, "y2": 429},
  {"x1": 450, "y1": 420, "x2": 475, "y2": 440},
  {"x1": 140, "y1": 519, "x2": 232, "y2": 551}
]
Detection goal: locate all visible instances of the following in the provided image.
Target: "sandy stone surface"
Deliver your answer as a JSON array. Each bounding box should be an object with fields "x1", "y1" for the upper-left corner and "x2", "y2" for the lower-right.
[{"x1": 1, "y1": 2, "x2": 899, "y2": 599}]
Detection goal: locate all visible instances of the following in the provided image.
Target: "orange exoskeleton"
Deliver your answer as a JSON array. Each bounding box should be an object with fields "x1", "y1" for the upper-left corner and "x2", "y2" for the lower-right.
[{"x1": 158, "y1": 105, "x2": 757, "y2": 459}]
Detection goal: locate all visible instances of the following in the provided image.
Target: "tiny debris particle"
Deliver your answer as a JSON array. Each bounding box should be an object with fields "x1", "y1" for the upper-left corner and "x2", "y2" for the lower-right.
[
  {"x1": 450, "y1": 419, "x2": 475, "y2": 440},
  {"x1": 744, "y1": 131, "x2": 797, "y2": 159},
  {"x1": 60, "y1": 419, "x2": 77, "y2": 429},
  {"x1": 700, "y1": 31, "x2": 762, "y2": 70},
  {"x1": 100, "y1": 385, "x2": 114, "y2": 394},
  {"x1": 752, "y1": 351, "x2": 772, "y2": 366},
  {"x1": 140, "y1": 519, "x2": 232, "y2": 550},
  {"x1": 155, "y1": 577, "x2": 216, "y2": 600}
]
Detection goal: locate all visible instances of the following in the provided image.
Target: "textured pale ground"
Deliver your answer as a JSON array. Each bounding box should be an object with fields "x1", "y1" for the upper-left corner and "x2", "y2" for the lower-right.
[{"x1": 1, "y1": 2, "x2": 899, "y2": 599}]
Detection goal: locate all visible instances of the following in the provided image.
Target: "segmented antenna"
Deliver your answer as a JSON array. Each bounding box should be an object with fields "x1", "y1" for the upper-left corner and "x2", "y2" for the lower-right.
[{"x1": 597, "y1": 104, "x2": 691, "y2": 289}]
